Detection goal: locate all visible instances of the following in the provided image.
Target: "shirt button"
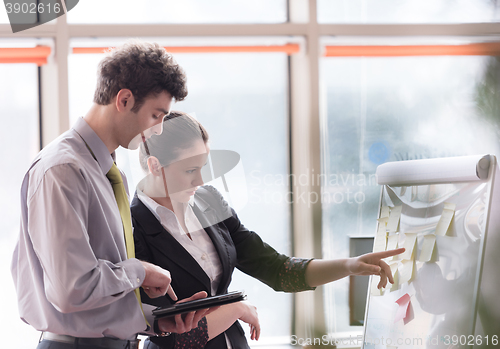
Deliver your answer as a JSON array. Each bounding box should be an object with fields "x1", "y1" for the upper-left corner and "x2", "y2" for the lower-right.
[
  {"x1": 201, "y1": 254, "x2": 207, "y2": 260},
  {"x1": 136, "y1": 278, "x2": 141, "y2": 284}
]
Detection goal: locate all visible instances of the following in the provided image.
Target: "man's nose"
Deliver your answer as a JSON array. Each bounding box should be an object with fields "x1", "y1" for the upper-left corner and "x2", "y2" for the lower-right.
[{"x1": 152, "y1": 120, "x2": 163, "y2": 135}]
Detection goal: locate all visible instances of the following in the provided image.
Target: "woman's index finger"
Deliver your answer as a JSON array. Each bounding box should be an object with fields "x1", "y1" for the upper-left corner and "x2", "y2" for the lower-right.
[{"x1": 372, "y1": 247, "x2": 405, "y2": 259}]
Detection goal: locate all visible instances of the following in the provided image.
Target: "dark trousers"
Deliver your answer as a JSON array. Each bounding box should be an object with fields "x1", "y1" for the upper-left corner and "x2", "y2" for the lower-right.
[
  {"x1": 37, "y1": 339, "x2": 137, "y2": 349},
  {"x1": 143, "y1": 339, "x2": 161, "y2": 349},
  {"x1": 37, "y1": 340, "x2": 96, "y2": 349}
]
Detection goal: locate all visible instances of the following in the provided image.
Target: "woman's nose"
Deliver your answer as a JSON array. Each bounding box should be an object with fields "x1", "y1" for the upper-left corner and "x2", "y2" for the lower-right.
[{"x1": 193, "y1": 171, "x2": 204, "y2": 186}]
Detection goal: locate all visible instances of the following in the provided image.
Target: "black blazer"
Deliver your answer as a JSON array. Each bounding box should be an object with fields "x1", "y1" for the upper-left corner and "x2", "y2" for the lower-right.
[{"x1": 131, "y1": 185, "x2": 290, "y2": 349}]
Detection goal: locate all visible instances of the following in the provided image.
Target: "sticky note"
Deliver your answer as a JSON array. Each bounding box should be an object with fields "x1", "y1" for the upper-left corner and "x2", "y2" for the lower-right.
[
  {"x1": 380, "y1": 206, "x2": 391, "y2": 219},
  {"x1": 411, "y1": 186, "x2": 418, "y2": 202},
  {"x1": 389, "y1": 262, "x2": 399, "y2": 292},
  {"x1": 387, "y1": 205, "x2": 402, "y2": 233},
  {"x1": 435, "y1": 202, "x2": 456, "y2": 236},
  {"x1": 400, "y1": 186, "x2": 407, "y2": 196},
  {"x1": 401, "y1": 233, "x2": 417, "y2": 260},
  {"x1": 377, "y1": 217, "x2": 389, "y2": 234},
  {"x1": 374, "y1": 231, "x2": 388, "y2": 252},
  {"x1": 419, "y1": 234, "x2": 436, "y2": 262},
  {"x1": 399, "y1": 259, "x2": 414, "y2": 285},
  {"x1": 370, "y1": 275, "x2": 384, "y2": 296},
  {"x1": 394, "y1": 293, "x2": 411, "y2": 323},
  {"x1": 387, "y1": 233, "x2": 399, "y2": 251}
]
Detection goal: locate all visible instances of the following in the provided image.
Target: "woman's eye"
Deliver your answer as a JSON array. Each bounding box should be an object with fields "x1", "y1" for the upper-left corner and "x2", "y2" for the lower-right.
[{"x1": 186, "y1": 169, "x2": 196, "y2": 174}]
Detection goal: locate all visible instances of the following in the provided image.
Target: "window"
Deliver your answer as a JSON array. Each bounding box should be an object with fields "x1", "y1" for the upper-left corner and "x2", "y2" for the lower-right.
[
  {"x1": 69, "y1": 46, "x2": 292, "y2": 342},
  {"x1": 67, "y1": 0, "x2": 287, "y2": 24},
  {"x1": 0, "y1": 63, "x2": 41, "y2": 348},
  {"x1": 0, "y1": 6, "x2": 9, "y2": 23},
  {"x1": 320, "y1": 49, "x2": 500, "y2": 333},
  {"x1": 317, "y1": 0, "x2": 500, "y2": 23},
  {"x1": 4, "y1": 1, "x2": 500, "y2": 347}
]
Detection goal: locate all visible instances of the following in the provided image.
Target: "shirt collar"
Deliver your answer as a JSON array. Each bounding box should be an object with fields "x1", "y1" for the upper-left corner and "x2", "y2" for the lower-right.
[
  {"x1": 73, "y1": 117, "x2": 114, "y2": 175},
  {"x1": 137, "y1": 184, "x2": 198, "y2": 237},
  {"x1": 136, "y1": 187, "x2": 163, "y2": 223}
]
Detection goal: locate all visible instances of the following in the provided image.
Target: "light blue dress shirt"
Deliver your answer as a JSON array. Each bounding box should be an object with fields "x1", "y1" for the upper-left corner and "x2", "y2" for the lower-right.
[{"x1": 11, "y1": 117, "x2": 155, "y2": 340}]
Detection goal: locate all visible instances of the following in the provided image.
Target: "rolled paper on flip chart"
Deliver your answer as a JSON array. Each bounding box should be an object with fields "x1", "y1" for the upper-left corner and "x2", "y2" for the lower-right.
[
  {"x1": 394, "y1": 293, "x2": 411, "y2": 323},
  {"x1": 435, "y1": 202, "x2": 456, "y2": 236},
  {"x1": 376, "y1": 154, "x2": 491, "y2": 186},
  {"x1": 419, "y1": 234, "x2": 436, "y2": 262},
  {"x1": 401, "y1": 233, "x2": 417, "y2": 260},
  {"x1": 387, "y1": 205, "x2": 402, "y2": 233},
  {"x1": 390, "y1": 262, "x2": 399, "y2": 292},
  {"x1": 380, "y1": 206, "x2": 391, "y2": 219},
  {"x1": 399, "y1": 259, "x2": 414, "y2": 285}
]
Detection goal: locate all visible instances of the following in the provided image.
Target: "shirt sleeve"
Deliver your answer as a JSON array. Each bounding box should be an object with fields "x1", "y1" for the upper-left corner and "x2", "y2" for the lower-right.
[
  {"x1": 278, "y1": 257, "x2": 316, "y2": 292},
  {"x1": 27, "y1": 163, "x2": 145, "y2": 314},
  {"x1": 141, "y1": 304, "x2": 157, "y2": 336},
  {"x1": 203, "y1": 185, "x2": 316, "y2": 293}
]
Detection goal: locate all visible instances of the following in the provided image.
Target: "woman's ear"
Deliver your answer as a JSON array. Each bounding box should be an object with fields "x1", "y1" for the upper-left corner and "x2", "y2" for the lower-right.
[{"x1": 147, "y1": 156, "x2": 162, "y2": 176}]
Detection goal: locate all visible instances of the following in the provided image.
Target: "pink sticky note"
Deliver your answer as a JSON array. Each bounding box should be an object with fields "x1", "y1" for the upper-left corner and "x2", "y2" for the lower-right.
[{"x1": 394, "y1": 293, "x2": 411, "y2": 323}]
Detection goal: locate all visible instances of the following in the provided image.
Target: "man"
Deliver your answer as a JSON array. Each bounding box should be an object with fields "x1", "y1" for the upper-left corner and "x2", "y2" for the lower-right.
[{"x1": 11, "y1": 41, "x2": 209, "y2": 349}]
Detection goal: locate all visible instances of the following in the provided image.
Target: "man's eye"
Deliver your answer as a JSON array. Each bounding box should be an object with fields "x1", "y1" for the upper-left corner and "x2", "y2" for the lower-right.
[
  {"x1": 186, "y1": 169, "x2": 196, "y2": 174},
  {"x1": 153, "y1": 114, "x2": 160, "y2": 119}
]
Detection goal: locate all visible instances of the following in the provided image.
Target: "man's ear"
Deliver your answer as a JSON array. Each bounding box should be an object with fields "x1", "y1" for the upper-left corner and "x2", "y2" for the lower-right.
[
  {"x1": 115, "y1": 89, "x2": 135, "y2": 112},
  {"x1": 147, "y1": 156, "x2": 162, "y2": 176}
]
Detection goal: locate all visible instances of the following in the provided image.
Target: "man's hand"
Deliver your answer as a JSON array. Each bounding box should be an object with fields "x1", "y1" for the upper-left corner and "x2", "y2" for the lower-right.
[
  {"x1": 157, "y1": 291, "x2": 219, "y2": 333},
  {"x1": 346, "y1": 248, "x2": 406, "y2": 289},
  {"x1": 140, "y1": 261, "x2": 177, "y2": 300}
]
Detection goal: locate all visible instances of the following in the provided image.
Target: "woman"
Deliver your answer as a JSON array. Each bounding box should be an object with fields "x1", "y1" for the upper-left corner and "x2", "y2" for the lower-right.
[{"x1": 132, "y1": 111, "x2": 403, "y2": 349}]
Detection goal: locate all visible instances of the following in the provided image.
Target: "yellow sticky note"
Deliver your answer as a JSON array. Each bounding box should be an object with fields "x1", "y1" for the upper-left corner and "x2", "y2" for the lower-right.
[
  {"x1": 387, "y1": 233, "x2": 399, "y2": 251},
  {"x1": 377, "y1": 217, "x2": 389, "y2": 234},
  {"x1": 399, "y1": 259, "x2": 414, "y2": 285},
  {"x1": 389, "y1": 262, "x2": 399, "y2": 292},
  {"x1": 387, "y1": 205, "x2": 402, "y2": 233},
  {"x1": 435, "y1": 202, "x2": 456, "y2": 236},
  {"x1": 380, "y1": 206, "x2": 391, "y2": 219},
  {"x1": 370, "y1": 275, "x2": 384, "y2": 296},
  {"x1": 374, "y1": 231, "x2": 388, "y2": 252},
  {"x1": 401, "y1": 233, "x2": 417, "y2": 260},
  {"x1": 419, "y1": 234, "x2": 436, "y2": 262}
]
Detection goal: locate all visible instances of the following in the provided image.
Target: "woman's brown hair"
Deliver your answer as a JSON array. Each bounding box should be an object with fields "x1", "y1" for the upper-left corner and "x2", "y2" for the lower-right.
[{"x1": 139, "y1": 111, "x2": 209, "y2": 172}]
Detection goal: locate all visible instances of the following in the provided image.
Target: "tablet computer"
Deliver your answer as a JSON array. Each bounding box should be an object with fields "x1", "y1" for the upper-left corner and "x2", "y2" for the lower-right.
[{"x1": 152, "y1": 290, "x2": 246, "y2": 319}]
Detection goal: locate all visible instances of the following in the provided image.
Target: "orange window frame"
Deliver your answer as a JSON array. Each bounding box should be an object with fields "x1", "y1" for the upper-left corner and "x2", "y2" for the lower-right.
[
  {"x1": 0, "y1": 46, "x2": 51, "y2": 65},
  {"x1": 3, "y1": 42, "x2": 500, "y2": 66},
  {"x1": 72, "y1": 44, "x2": 300, "y2": 55},
  {"x1": 324, "y1": 42, "x2": 500, "y2": 57}
]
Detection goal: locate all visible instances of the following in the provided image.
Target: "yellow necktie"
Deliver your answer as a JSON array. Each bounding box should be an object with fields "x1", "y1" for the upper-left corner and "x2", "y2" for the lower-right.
[{"x1": 106, "y1": 163, "x2": 149, "y2": 326}]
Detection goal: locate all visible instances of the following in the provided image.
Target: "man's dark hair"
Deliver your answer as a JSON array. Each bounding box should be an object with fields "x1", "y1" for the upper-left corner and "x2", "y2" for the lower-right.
[{"x1": 93, "y1": 40, "x2": 187, "y2": 112}]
